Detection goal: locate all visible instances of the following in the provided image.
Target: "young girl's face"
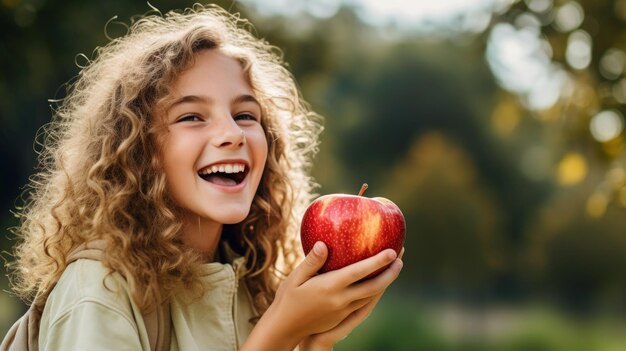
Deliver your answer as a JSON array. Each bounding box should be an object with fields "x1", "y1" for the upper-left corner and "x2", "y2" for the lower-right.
[{"x1": 160, "y1": 49, "x2": 268, "y2": 229}]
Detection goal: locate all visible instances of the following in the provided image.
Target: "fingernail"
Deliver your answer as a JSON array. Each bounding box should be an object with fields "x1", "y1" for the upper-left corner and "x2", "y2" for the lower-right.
[{"x1": 313, "y1": 242, "x2": 322, "y2": 255}]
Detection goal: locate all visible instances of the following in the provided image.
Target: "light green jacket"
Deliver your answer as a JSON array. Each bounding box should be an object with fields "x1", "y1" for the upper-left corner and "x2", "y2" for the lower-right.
[{"x1": 38, "y1": 245, "x2": 256, "y2": 351}]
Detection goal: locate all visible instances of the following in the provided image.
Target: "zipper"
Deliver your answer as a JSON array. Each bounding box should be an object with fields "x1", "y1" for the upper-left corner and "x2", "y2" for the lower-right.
[{"x1": 232, "y1": 265, "x2": 240, "y2": 348}]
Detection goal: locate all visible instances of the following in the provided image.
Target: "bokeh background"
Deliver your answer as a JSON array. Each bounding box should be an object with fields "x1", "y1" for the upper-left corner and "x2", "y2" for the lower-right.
[{"x1": 2, "y1": 0, "x2": 626, "y2": 349}]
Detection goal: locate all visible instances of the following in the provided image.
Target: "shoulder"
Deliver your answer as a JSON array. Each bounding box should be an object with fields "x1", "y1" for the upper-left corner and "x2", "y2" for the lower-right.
[
  {"x1": 42, "y1": 259, "x2": 137, "y2": 326},
  {"x1": 38, "y1": 259, "x2": 149, "y2": 350}
]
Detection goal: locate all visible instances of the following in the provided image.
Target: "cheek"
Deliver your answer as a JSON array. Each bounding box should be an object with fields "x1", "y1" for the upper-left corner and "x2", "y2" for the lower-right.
[
  {"x1": 161, "y1": 143, "x2": 177, "y2": 178},
  {"x1": 161, "y1": 135, "x2": 193, "y2": 183},
  {"x1": 254, "y1": 132, "x2": 269, "y2": 165}
]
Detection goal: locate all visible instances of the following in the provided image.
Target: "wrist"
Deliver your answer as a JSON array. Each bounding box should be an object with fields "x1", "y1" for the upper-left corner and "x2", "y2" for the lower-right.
[
  {"x1": 242, "y1": 305, "x2": 302, "y2": 351},
  {"x1": 299, "y1": 337, "x2": 333, "y2": 351}
]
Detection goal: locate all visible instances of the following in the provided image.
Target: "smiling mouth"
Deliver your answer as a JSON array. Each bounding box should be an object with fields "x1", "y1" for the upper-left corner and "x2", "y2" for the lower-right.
[{"x1": 198, "y1": 163, "x2": 249, "y2": 186}]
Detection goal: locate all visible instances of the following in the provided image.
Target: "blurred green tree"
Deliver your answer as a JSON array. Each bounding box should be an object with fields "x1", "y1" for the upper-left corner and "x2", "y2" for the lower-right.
[{"x1": 3, "y1": 0, "x2": 626, "y2": 345}]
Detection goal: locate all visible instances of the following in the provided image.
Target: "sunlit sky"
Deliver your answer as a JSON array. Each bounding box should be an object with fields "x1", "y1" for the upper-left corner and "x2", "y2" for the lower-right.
[
  {"x1": 241, "y1": 0, "x2": 562, "y2": 109},
  {"x1": 241, "y1": 0, "x2": 623, "y2": 140},
  {"x1": 241, "y1": 0, "x2": 513, "y2": 32}
]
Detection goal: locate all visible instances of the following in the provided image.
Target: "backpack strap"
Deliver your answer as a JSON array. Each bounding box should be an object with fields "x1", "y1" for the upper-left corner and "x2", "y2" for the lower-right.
[
  {"x1": 0, "y1": 242, "x2": 110, "y2": 351},
  {"x1": 0, "y1": 305, "x2": 39, "y2": 351},
  {"x1": 2, "y1": 242, "x2": 172, "y2": 351}
]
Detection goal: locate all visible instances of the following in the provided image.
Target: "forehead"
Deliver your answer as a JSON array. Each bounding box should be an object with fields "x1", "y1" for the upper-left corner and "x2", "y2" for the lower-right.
[{"x1": 170, "y1": 49, "x2": 254, "y2": 98}]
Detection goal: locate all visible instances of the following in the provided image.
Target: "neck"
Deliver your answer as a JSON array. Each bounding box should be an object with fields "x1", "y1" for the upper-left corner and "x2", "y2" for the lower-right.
[{"x1": 181, "y1": 216, "x2": 223, "y2": 263}]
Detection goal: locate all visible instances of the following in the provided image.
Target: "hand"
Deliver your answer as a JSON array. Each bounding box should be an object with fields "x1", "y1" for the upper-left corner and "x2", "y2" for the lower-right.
[
  {"x1": 242, "y1": 242, "x2": 402, "y2": 351},
  {"x1": 299, "y1": 247, "x2": 405, "y2": 351}
]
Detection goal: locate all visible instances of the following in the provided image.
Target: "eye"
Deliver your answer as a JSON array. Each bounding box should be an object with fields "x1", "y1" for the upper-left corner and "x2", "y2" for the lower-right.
[
  {"x1": 176, "y1": 114, "x2": 202, "y2": 123},
  {"x1": 234, "y1": 113, "x2": 258, "y2": 122}
]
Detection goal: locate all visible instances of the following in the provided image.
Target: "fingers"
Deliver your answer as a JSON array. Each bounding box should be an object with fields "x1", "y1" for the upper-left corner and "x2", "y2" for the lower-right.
[
  {"x1": 345, "y1": 258, "x2": 403, "y2": 301},
  {"x1": 291, "y1": 241, "x2": 328, "y2": 285},
  {"x1": 316, "y1": 295, "x2": 382, "y2": 346},
  {"x1": 329, "y1": 249, "x2": 398, "y2": 285},
  {"x1": 342, "y1": 295, "x2": 381, "y2": 331},
  {"x1": 348, "y1": 294, "x2": 381, "y2": 325},
  {"x1": 347, "y1": 296, "x2": 373, "y2": 311}
]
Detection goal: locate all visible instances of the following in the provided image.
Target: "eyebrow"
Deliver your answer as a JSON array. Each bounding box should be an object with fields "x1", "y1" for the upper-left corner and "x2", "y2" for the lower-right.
[
  {"x1": 168, "y1": 94, "x2": 261, "y2": 111},
  {"x1": 233, "y1": 94, "x2": 261, "y2": 107}
]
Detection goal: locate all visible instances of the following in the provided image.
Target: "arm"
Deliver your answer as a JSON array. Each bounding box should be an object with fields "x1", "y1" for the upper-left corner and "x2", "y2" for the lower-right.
[{"x1": 240, "y1": 242, "x2": 403, "y2": 351}]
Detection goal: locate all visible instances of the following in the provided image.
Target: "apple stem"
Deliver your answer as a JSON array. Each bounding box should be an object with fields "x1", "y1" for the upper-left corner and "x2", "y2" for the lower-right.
[{"x1": 358, "y1": 183, "x2": 368, "y2": 196}]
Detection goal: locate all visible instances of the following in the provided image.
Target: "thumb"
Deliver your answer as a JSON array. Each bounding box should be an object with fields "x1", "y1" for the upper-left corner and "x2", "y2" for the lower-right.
[{"x1": 293, "y1": 241, "x2": 328, "y2": 284}]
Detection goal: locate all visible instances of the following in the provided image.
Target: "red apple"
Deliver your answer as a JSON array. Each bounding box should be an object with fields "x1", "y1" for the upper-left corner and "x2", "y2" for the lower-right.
[{"x1": 300, "y1": 184, "x2": 405, "y2": 275}]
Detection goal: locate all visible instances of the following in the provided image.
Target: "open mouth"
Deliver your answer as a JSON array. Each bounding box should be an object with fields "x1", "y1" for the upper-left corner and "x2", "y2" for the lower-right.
[{"x1": 198, "y1": 163, "x2": 249, "y2": 186}]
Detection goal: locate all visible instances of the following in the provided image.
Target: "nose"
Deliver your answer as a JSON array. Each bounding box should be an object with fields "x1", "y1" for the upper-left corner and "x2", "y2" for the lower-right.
[{"x1": 212, "y1": 118, "x2": 245, "y2": 148}]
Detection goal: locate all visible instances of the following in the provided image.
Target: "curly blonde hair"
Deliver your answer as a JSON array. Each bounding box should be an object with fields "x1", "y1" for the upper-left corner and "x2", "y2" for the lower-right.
[{"x1": 8, "y1": 4, "x2": 322, "y2": 317}]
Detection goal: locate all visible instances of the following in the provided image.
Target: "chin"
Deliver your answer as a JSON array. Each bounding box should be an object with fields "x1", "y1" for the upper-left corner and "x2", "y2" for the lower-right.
[{"x1": 214, "y1": 209, "x2": 251, "y2": 225}]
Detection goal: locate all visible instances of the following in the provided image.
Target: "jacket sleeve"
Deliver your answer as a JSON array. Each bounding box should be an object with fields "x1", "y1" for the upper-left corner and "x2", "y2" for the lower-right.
[{"x1": 41, "y1": 299, "x2": 147, "y2": 351}]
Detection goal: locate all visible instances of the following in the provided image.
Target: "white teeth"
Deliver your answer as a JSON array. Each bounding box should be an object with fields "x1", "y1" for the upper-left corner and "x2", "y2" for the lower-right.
[{"x1": 199, "y1": 163, "x2": 246, "y2": 175}]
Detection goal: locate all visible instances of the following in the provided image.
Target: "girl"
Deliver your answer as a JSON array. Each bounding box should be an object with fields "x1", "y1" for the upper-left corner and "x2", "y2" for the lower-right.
[{"x1": 6, "y1": 4, "x2": 403, "y2": 351}]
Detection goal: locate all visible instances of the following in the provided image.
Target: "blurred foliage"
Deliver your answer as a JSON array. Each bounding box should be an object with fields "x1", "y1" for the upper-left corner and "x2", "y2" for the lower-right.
[
  {"x1": 483, "y1": 0, "x2": 626, "y2": 311},
  {"x1": 2, "y1": 0, "x2": 626, "y2": 348},
  {"x1": 488, "y1": 0, "x2": 626, "y2": 210},
  {"x1": 335, "y1": 293, "x2": 626, "y2": 350}
]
